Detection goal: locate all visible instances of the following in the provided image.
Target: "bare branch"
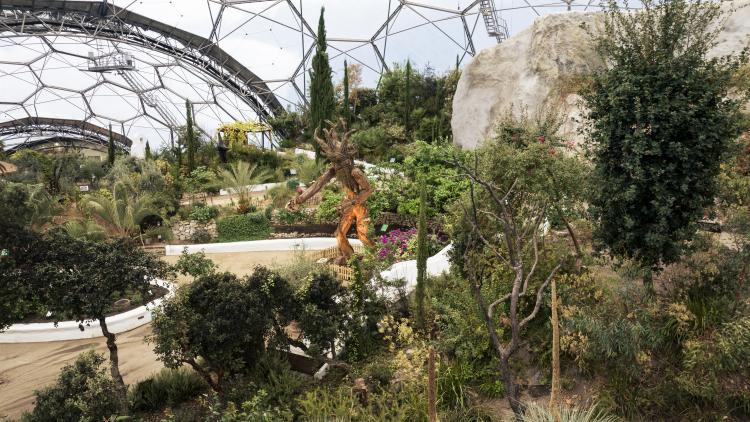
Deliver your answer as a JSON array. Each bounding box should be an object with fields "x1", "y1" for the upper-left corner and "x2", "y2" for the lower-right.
[{"x1": 520, "y1": 262, "x2": 562, "y2": 329}]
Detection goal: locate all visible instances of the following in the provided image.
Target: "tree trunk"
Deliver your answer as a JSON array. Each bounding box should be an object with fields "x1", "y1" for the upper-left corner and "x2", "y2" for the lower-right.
[
  {"x1": 186, "y1": 358, "x2": 221, "y2": 393},
  {"x1": 428, "y1": 347, "x2": 437, "y2": 422},
  {"x1": 98, "y1": 317, "x2": 128, "y2": 414},
  {"x1": 499, "y1": 355, "x2": 523, "y2": 420},
  {"x1": 557, "y1": 207, "x2": 582, "y2": 268}
]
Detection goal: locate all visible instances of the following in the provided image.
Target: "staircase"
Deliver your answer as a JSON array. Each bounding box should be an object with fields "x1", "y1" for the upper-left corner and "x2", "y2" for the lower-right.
[
  {"x1": 119, "y1": 70, "x2": 180, "y2": 129},
  {"x1": 479, "y1": 0, "x2": 509, "y2": 43}
]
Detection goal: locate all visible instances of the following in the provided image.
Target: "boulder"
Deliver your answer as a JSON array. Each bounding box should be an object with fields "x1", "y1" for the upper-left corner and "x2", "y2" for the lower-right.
[{"x1": 452, "y1": 0, "x2": 750, "y2": 150}]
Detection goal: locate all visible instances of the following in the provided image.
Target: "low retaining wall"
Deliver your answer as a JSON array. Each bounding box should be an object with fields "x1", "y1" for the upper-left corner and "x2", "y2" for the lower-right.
[
  {"x1": 0, "y1": 279, "x2": 175, "y2": 343},
  {"x1": 165, "y1": 237, "x2": 363, "y2": 256}
]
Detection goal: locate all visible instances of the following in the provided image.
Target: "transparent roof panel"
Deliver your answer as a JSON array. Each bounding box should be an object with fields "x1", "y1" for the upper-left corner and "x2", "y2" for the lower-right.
[{"x1": 0, "y1": 0, "x2": 633, "y2": 151}]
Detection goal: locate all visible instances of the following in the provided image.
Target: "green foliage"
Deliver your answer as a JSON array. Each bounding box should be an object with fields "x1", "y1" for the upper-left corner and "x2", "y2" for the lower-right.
[
  {"x1": 415, "y1": 183, "x2": 428, "y2": 329},
  {"x1": 188, "y1": 203, "x2": 218, "y2": 223},
  {"x1": 583, "y1": 0, "x2": 749, "y2": 268},
  {"x1": 297, "y1": 385, "x2": 427, "y2": 422},
  {"x1": 308, "y1": 7, "x2": 336, "y2": 157},
  {"x1": 185, "y1": 100, "x2": 197, "y2": 173},
  {"x1": 129, "y1": 367, "x2": 207, "y2": 412},
  {"x1": 342, "y1": 59, "x2": 351, "y2": 123},
  {"x1": 173, "y1": 248, "x2": 217, "y2": 280},
  {"x1": 149, "y1": 268, "x2": 296, "y2": 391},
  {"x1": 82, "y1": 181, "x2": 158, "y2": 238},
  {"x1": 108, "y1": 124, "x2": 116, "y2": 166},
  {"x1": 144, "y1": 141, "x2": 152, "y2": 161},
  {"x1": 184, "y1": 166, "x2": 219, "y2": 194},
  {"x1": 296, "y1": 271, "x2": 351, "y2": 358},
  {"x1": 218, "y1": 161, "x2": 272, "y2": 206},
  {"x1": 25, "y1": 350, "x2": 125, "y2": 422},
  {"x1": 217, "y1": 212, "x2": 272, "y2": 242},
  {"x1": 521, "y1": 402, "x2": 619, "y2": 422},
  {"x1": 315, "y1": 188, "x2": 344, "y2": 223},
  {"x1": 63, "y1": 219, "x2": 106, "y2": 242}
]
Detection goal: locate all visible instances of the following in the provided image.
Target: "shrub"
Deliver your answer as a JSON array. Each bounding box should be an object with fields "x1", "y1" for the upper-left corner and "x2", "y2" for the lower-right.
[
  {"x1": 129, "y1": 367, "x2": 207, "y2": 412},
  {"x1": 217, "y1": 212, "x2": 272, "y2": 242},
  {"x1": 276, "y1": 208, "x2": 305, "y2": 225},
  {"x1": 191, "y1": 227, "x2": 212, "y2": 244},
  {"x1": 189, "y1": 204, "x2": 218, "y2": 223},
  {"x1": 173, "y1": 248, "x2": 217, "y2": 279},
  {"x1": 25, "y1": 350, "x2": 125, "y2": 422},
  {"x1": 315, "y1": 189, "x2": 344, "y2": 223},
  {"x1": 521, "y1": 402, "x2": 618, "y2": 422}
]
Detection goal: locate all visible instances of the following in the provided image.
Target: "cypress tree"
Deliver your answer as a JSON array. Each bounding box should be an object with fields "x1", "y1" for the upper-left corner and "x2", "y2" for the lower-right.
[
  {"x1": 185, "y1": 100, "x2": 196, "y2": 173},
  {"x1": 404, "y1": 60, "x2": 413, "y2": 139},
  {"x1": 342, "y1": 60, "x2": 351, "y2": 124},
  {"x1": 107, "y1": 124, "x2": 115, "y2": 166},
  {"x1": 144, "y1": 141, "x2": 152, "y2": 161},
  {"x1": 309, "y1": 7, "x2": 336, "y2": 159},
  {"x1": 415, "y1": 182, "x2": 428, "y2": 329}
]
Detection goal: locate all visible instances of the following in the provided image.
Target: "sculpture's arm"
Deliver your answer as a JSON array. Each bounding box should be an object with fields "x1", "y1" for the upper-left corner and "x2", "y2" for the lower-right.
[
  {"x1": 349, "y1": 167, "x2": 372, "y2": 205},
  {"x1": 287, "y1": 167, "x2": 335, "y2": 210}
]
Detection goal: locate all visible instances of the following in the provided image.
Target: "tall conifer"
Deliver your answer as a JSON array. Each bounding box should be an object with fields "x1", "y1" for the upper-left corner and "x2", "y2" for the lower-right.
[{"x1": 309, "y1": 7, "x2": 336, "y2": 159}]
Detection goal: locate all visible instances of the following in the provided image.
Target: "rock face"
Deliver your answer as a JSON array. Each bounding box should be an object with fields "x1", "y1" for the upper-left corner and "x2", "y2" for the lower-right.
[
  {"x1": 172, "y1": 220, "x2": 218, "y2": 242},
  {"x1": 452, "y1": 0, "x2": 750, "y2": 150}
]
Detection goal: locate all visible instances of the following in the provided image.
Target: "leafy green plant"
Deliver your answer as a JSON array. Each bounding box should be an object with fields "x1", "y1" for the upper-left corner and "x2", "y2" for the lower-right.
[
  {"x1": 584, "y1": 0, "x2": 749, "y2": 268},
  {"x1": 129, "y1": 367, "x2": 207, "y2": 412},
  {"x1": 217, "y1": 212, "x2": 272, "y2": 242},
  {"x1": 189, "y1": 204, "x2": 218, "y2": 223},
  {"x1": 315, "y1": 189, "x2": 344, "y2": 223},
  {"x1": 25, "y1": 350, "x2": 126, "y2": 422},
  {"x1": 173, "y1": 248, "x2": 217, "y2": 279}
]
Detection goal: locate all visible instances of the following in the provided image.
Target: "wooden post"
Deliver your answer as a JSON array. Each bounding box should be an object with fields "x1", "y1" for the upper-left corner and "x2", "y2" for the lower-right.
[
  {"x1": 428, "y1": 347, "x2": 438, "y2": 422},
  {"x1": 550, "y1": 276, "x2": 562, "y2": 422}
]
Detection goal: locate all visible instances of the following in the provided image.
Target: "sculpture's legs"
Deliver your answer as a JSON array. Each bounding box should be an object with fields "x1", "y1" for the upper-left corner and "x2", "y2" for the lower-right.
[
  {"x1": 334, "y1": 209, "x2": 356, "y2": 265},
  {"x1": 353, "y1": 204, "x2": 374, "y2": 247}
]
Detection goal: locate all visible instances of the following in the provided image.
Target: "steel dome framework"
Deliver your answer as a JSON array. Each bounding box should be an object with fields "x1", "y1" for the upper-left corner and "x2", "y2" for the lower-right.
[{"x1": 0, "y1": 0, "x2": 618, "y2": 152}]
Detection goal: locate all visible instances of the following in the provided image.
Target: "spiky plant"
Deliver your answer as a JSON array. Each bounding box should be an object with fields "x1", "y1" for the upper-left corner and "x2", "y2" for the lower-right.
[
  {"x1": 63, "y1": 219, "x2": 106, "y2": 242},
  {"x1": 522, "y1": 403, "x2": 619, "y2": 422},
  {"x1": 82, "y1": 182, "x2": 157, "y2": 238},
  {"x1": 218, "y1": 161, "x2": 271, "y2": 206}
]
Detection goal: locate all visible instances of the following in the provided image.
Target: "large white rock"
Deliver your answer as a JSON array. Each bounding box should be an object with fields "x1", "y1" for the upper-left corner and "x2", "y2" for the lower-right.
[{"x1": 452, "y1": 0, "x2": 750, "y2": 150}]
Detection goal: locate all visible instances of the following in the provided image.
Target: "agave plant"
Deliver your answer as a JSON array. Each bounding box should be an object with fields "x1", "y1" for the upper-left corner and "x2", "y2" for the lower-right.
[
  {"x1": 63, "y1": 219, "x2": 106, "y2": 242},
  {"x1": 218, "y1": 161, "x2": 271, "y2": 206},
  {"x1": 82, "y1": 181, "x2": 158, "y2": 238},
  {"x1": 522, "y1": 403, "x2": 619, "y2": 422}
]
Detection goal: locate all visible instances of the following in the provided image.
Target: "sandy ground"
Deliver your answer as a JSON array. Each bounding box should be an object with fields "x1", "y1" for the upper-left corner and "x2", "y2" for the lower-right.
[
  {"x1": 162, "y1": 250, "x2": 304, "y2": 283},
  {"x1": 0, "y1": 250, "x2": 305, "y2": 419},
  {"x1": 0, "y1": 325, "x2": 160, "y2": 420}
]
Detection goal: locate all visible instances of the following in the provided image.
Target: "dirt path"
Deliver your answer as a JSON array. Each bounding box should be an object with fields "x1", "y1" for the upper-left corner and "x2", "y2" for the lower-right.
[
  {"x1": 162, "y1": 250, "x2": 304, "y2": 283},
  {"x1": 0, "y1": 250, "x2": 307, "y2": 418},
  {"x1": 0, "y1": 325, "x2": 160, "y2": 420}
]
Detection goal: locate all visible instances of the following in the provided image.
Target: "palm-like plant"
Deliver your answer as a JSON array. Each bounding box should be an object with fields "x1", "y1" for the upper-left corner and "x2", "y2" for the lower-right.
[
  {"x1": 63, "y1": 219, "x2": 106, "y2": 242},
  {"x1": 218, "y1": 161, "x2": 271, "y2": 206},
  {"x1": 26, "y1": 183, "x2": 62, "y2": 230},
  {"x1": 82, "y1": 182, "x2": 157, "y2": 238}
]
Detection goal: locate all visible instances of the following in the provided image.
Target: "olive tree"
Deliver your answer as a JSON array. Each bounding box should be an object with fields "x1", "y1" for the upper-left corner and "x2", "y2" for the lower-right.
[
  {"x1": 35, "y1": 234, "x2": 169, "y2": 398},
  {"x1": 149, "y1": 267, "x2": 295, "y2": 392},
  {"x1": 449, "y1": 113, "x2": 586, "y2": 419}
]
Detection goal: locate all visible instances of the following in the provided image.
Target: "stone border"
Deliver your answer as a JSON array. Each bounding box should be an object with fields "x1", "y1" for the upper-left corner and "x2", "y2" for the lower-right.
[
  {"x1": 0, "y1": 279, "x2": 175, "y2": 343},
  {"x1": 165, "y1": 237, "x2": 363, "y2": 256}
]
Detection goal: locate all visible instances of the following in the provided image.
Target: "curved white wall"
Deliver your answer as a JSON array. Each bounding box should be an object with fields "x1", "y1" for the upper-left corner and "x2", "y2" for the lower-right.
[
  {"x1": 0, "y1": 279, "x2": 174, "y2": 343},
  {"x1": 165, "y1": 237, "x2": 363, "y2": 256}
]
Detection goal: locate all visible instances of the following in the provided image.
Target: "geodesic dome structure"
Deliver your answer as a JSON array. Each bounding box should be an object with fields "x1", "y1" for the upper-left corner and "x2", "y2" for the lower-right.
[{"x1": 0, "y1": 0, "x2": 618, "y2": 153}]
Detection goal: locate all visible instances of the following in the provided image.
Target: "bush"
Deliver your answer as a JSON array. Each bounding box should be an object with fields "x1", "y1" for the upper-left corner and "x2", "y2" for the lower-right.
[
  {"x1": 217, "y1": 212, "x2": 272, "y2": 242},
  {"x1": 521, "y1": 402, "x2": 618, "y2": 422},
  {"x1": 315, "y1": 189, "x2": 344, "y2": 223},
  {"x1": 25, "y1": 350, "x2": 125, "y2": 422},
  {"x1": 191, "y1": 227, "x2": 213, "y2": 243},
  {"x1": 129, "y1": 367, "x2": 207, "y2": 412},
  {"x1": 189, "y1": 204, "x2": 218, "y2": 223}
]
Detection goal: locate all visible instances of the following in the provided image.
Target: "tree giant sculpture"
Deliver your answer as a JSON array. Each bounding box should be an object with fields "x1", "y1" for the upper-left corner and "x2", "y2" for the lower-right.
[{"x1": 286, "y1": 121, "x2": 374, "y2": 264}]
